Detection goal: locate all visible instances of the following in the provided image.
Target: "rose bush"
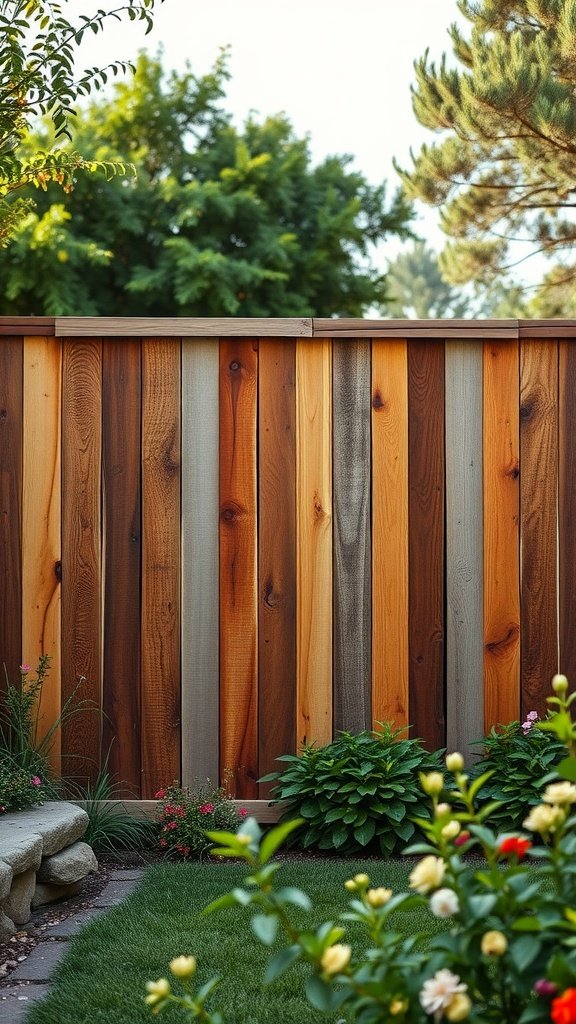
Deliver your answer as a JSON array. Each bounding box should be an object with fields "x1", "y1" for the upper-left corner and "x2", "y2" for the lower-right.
[
  {"x1": 154, "y1": 782, "x2": 246, "y2": 860},
  {"x1": 146, "y1": 675, "x2": 576, "y2": 1022}
]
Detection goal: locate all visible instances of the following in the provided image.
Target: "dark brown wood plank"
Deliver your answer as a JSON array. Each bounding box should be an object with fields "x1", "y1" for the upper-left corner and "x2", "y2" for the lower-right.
[
  {"x1": 520, "y1": 341, "x2": 558, "y2": 717},
  {"x1": 332, "y1": 339, "x2": 371, "y2": 733},
  {"x1": 0, "y1": 338, "x2": 22, "y2": 691},
  {"x1": 559, "y1": 342, "x2": 576, "y2": 683},
  {"x1": 102, "y1": 340, "x2": 142, "y2": 796},
  {"x1": 61, "y1": 341, "x2": 102, "y2": 786},
  {"x1": 408, "y1": 340, "x2": 445, "y2": 749},
  {"x1": 258, "y1": 340, "x2": 296, "y2": 795}
]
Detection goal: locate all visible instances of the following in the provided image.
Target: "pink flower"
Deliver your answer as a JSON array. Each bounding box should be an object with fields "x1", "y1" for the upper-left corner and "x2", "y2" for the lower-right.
[
  {"x1": 31, "y1": 776, "x2": 41, "y2": 786},
  {"x1": 527, "y1": 711, "x2": 539, "y2": 721},
  {"x1": 154, "y1": 788, "x2": 166, "y2": 800},
  {"x1": 172, "y1": 806, "x2": 186, "y2": 818},
  {"x1": 238, "y1": 807, "x2": 248, "y2": 817},
  {"x1": 19, "y1": 664, "x2": 31, "y2": 674},
  {"x1": 175, "y1": 844, "x2": 191, "y2": 857},
  {"x1": 454, "y1": 831, "x2": 471, "y2": 847},
  {"x1": 535, "y1": 979, "x2": 557, "y2": 997},
  {"x1": 0, "y1": 806, "x2": 5, "y2": 814},
  {"x1": 163, "y1": 821, "x2": 178, "y2": 831},
  {"x1": 199, "y1": 803, "x2": 215, "y2": 815},
  {"x1": 158, "y1": 838, "x2": 168, "y2": 848}
]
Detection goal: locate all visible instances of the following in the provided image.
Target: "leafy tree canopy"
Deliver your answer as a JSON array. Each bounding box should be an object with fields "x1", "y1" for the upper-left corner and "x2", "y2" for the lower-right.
[
  {"x1": 399, "y1": 0, "x2": 576, "y2": 307},
  {"x1": 0, "y1": 51, "x2": 415, "y2": 315},
  {"x1": 0, "y1": 0, "x2": 164, "y2": 244}
]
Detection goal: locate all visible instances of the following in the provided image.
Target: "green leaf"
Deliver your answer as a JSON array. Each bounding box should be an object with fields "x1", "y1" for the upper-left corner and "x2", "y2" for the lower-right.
[
  {"x1": 275, "y1": 887, "x2": 312, "y2": 911},
  {"x1": 512, "y1": 917, "x2": 543, "y2": 932},
  {"x1": 510, "y1": 936, "x2": 542, "y2": 972},
  {"x1": 251, "y1": 913, "x2": 278, "y2": 946},
  {"x1": 557, "y1": 756, "x2": 576, "y2": 781},
  {"x1": 305, "y1": 975, "x2": 344, "y2": 1012},
  {"x1": 202, "y1": 892, "x2": 238, "y2": 914},
  {"x1": 354, "y1": 819, "x2": 376, "y2": 846},
  {"x1": 263, "y1": 946, "x2": 301, "y2": 985},
  {"x1": 259, "y1": 819, "x2": 304, "y2": 863},
  {"x1": 467, "y1": 893, "x2": 497, "y2": 921}
]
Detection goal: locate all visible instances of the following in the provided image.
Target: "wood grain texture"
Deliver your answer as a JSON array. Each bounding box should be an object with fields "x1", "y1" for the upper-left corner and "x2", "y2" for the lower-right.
[
  {"x1": 445, "y1": 342, "x2": 484, "y2": 757},
  {"x1": 296, "y1": 339, "x2": 332, "y2": 747},
  {"x1": 61, "y1": 341, "x2": 102, "y2": 785},
  {"x1": 22, "y1": 337, "x2": 62, "y2": 764},
  {"x1": 56, "y1": 317, "x2": 312, "y2": 337},
  {"x1": 141, "y1": 339, "x2": 181, "y2": 798},
  {"x1": 559, "y1": 342, "x2": 576, "y2": 682},
  {"x1": 371, "y1": 340, "x2": 409, "y2": 730},
  {"x1": 181, "y1": 339, "x2": 219, "y2": 788},
  {"x1": 258, "y1": 340, "x2": 296, "y2": 794},
  {"x1": 483, "y1": 341, "x2": 521, "y2": 729},
  {"x1": 520, "y1": 341, "x2": 558, "y2": 715},
  {"x1": 332, "y1": 339, "x2": 371, "y2": 733},
  {"x1": 314, "y1": 319, "x2": 518, "y2": 339},
  {"x1": 0, "y1": 338, "x2": 22, "y2": 691},
  {"x1": 102, "y1": 340, "x2": 142, "y2": 795},
  {"x1": 408, "y1": 340, "x2": 445, "y2": 749},
  {"x1": 219, "y1": 339, "x2": 259, "y2": 798}
]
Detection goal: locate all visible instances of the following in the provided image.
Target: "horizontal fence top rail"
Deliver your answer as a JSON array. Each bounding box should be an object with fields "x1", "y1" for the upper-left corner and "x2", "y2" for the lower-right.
[{"x1": 2, "y1": 316, "x2": 576, "y2": 337}]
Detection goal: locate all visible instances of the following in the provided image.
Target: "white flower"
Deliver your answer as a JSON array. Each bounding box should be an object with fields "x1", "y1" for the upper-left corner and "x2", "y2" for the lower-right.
[
  {"x1": 420, "y1": 969, "x2": 467, "y2": 1015},
  {"x1": 409, "y1": 856, "x2": 446, "y2": 894},
  {"x1": 430, "y1": 888, "x2": 460, "y2": 918},
  {"x1": 543, "y1": 781, "x2": 576, "y2": 806},
  {"x1": 523, "y1": 803, "x2": 565, "y2": 834}
]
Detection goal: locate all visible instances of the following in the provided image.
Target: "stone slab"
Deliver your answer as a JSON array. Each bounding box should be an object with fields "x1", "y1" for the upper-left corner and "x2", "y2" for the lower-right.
[
  {"x1": 32, "y1": 880, "x2": 82, "y2": 909},
  {"x1": 108, "y1": 869, "x2": 145, "y2": 881},
  {"x1": 0, "y1": 983, "x2": 50, "y2": 1024},
  {"x1": 0, "y1": 864, "x2": 12, "y2": 903},
  {"x1": 3, "y1": 869, "x2": 35, "y2": 925},
  {"x1": 7, "y1": 940, "x2": 68, "y2": 981},
  {"x1": 0, "y1": 835, "x2": 42, "y2": 875},
  {"x1": 2, "y1": 803, "x2": 89, "y2": 857},
  {"x1": 38, "y1": 841, "x2": 98, "y2": 884},
  {"x1": 92, "y1": 878, "x2": 141, "y2": 906},
  {"x1": 45, "y1": 908, "x2": 106, "y2": 937}
]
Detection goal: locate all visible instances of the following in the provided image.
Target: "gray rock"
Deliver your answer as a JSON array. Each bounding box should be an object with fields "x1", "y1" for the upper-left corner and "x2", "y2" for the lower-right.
[
  {"x1": 3, "y1": 868, "x2": 35, "y2": 925},
  {"x1": 31, "y1": 880, "x2": 82, "y2": 909},
  {"x1": 2, "y1": 803, "x2": 88, "y2": 856},
  {"x1": 0, "y1": 861, "x2": 13, "y2": 901},
  {"x1": 0, "y1": 836, "x2": 42, "y2": 875},
  {"x1": 38, "y1": 841, "x2": 98, "y2": 885},
  {"x1": 0, "y1": 910, "x2": 16, "y2": 941}
]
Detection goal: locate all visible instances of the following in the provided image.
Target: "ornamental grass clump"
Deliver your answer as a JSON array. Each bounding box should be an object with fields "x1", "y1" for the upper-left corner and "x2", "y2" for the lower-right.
[
  {"x1": 260, "y1": 724, "x2": 443, "y2": 855},
  {"x1": 154, "y1": 782, "x2": 246, "y2": 860},
  {"x1": 148, "y1": 673, "x2": 576, "y2": 1023}
]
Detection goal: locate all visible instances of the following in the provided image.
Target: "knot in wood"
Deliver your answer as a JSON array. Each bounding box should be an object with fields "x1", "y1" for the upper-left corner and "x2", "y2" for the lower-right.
[
  {"x1": 221, "y1": 503, "x2": 240, "y2": 523},
  {"x1": 372, "y1": 391, "x2": 385, "y2": 411},
  {"x1": 229, "y1": 360, "x2": 241, "y2": 372}
]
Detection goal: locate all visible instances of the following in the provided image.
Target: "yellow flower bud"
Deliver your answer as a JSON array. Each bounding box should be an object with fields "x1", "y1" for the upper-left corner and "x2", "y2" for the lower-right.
[
  {"x1": 366, "y1": 887, "x2": 392, "y2": 907},
  {"x1": 409, "y1": 855, "x2": 446, "y2": 894},
  {"x1": 344, "y1": 878, "x2": 357, "y2": 891},
  {"x1": 435, "y1": 802, "x2": 451, "y2": 817},
  {"x1": 353, "y1": 873, "x2": 370, "y2": 887},
  {"x1": 445, "y1": 752, "x2": 465, "y2": 773},
  {"x1": 144, "y1": 978, "x2": 171, "y2": 1006},
  {"x1": 441, "y1": 820, "x2": 461, "y2": 840},
  {"x1": 237, "y1": 834, "x2": 251, "y2": 845},
  {"x1": 420, "y1": 771, "x2": 444, "y2": 796},
  {"x1": 552, "y1": 674, "x2": 569, "y2": 694},
  {"x1": 390, "y1": 998, "x2": 409, "y2": 1015},
  {"x1": 320, "y1": 943, "x2": 352, "y2": 975},
  {"x1": 446, "y1": 992, "x2": 472, "y2": 1021},
  {"x1": 481, "y1": 930, "x2": 508, "y2": 956},
  {"x1": 169, "y1": 955, "x2": 197, "y2": 978}
]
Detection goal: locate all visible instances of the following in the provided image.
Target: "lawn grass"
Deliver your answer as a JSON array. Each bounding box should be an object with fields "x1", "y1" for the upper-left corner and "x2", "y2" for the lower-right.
[{"x1": 25, "y1": 860, "x2": 444, "y2": 1024}]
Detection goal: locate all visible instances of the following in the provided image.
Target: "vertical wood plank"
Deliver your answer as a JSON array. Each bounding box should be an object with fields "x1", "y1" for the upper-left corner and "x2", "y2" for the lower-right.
[
  {"x1": 258, "y1": 339, "x2": 296, "y2": 794},
  {"x1": 0, "y1": 338, "x2": 22, "y2": 692},
  {"x1": 483, "y1": 340, "x2": 521, "y2": 729},
  {"x1": 408, "y1": 340, "x2": 445, "y2": 749},
  {"x1": 520, "y1": 340, "x2": 558, "y2": 716},
  {"x1": 296, "y1": 339, "x2": 332, "y2": 747},
  {"x1": 102, "y1": 339, "x2": 142, "y2": 795},
  {"x1": 332, "y1": 339, "x2": 371, "y2": 734},
  {"x1": 220, "y1": 339, "x2": 258, "y2": 797},
  {"x1": 445, "y1": 342, "x2": 484, "y2": 756},
  {"x1": 141, "y1": 339, "x2": 181, "y2": 798},
  {"x1": 22, "y1": 337, "x2": 62, "y2": 764},
  {"x1": 61, "y1": 340, "x2": 102, "y2": 785},
  {"x1": 559, "y1": 342, "x2": 576, "y2": 683},
  {"x1": 371, "y1": 340, "x2": 409, "y2": 730},
  {"x1": 181, "y1": 339, "x2": 219, "y2": 788}
]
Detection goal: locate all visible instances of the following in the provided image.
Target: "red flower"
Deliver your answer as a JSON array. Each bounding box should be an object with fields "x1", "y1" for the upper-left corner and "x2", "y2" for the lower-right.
[
  {"x1": 239, "y1": 807, "x2": 248, "y2": 818},
  {"x1": 454, "y1": 831, "x2": 471, "y2": 847},
  {"x1": 498, "y1": 836, "x2": 532, "y2": 858},
  {"x1": 163, "y1": 821, "x2": 178, "y2": 831},
  {"x1": 155, "y1": 788, "x2": 166, "y2": 800},
  {"x1": 551, "y1": 988, "x2": 576, "y2": 1024},
  {"x1": 199, "y1": 803, "x2": 215, "y2": 815},
  {"x1": 172, "y1": 806, "x2": 186, "y2": 818},
  {"x1": 158, "y1": 838, "x2": 168, "y2": 848}
]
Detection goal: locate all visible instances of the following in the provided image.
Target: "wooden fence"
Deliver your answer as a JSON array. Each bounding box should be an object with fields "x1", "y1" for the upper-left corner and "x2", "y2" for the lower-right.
[{"x1": 0, "y1": 316, "x2": 573, "y2": 800}]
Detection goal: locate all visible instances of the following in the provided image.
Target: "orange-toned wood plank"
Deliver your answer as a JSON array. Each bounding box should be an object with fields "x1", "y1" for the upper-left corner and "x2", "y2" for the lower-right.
[
  {"x1": 0, "y1": 338, "x2": 23, "y2": 693},
  {"x1": 483, "y1": 340, "x2": 521, "y2": 728},
  {"x1": 559, "y1": 342, "x2": 576, "y2": 683},
  {"x1": 219, "y1": 340, "x2": 259, "y2": 797},
  {"x1": 296, "y1": 339, "x2": 332, "y2": 747},
  {"x1": 61, "y1": 341, "x2": 102, "y2": 785},
  {"x1": 141, "y1": 339, "x2": 181, "y2": 798},
  {"x1": 371, "y1": 340, "x2": 409, "y2": 730},
  {"x1": 520, "y1": 340, "x2": 558, "y2": 716},
  {"x1": 22, "y1": 337, "x2": 62, "y2": 768}
]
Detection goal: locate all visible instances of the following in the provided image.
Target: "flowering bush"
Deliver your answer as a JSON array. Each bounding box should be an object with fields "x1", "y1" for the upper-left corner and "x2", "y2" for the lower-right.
[
  {"x1": 146, "y1": 674, "x2": 576, "y2": 1022},
  {"x1": 154, "y1": 782, "x2": 247, "y2": 860},
  {"x1": 0, "y1": 761, "x2": 48, "y2": 812}
]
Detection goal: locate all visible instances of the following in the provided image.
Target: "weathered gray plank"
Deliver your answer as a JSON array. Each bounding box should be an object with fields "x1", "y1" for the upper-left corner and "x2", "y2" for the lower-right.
[
  {"x1": 445, "y1": 342, "x2": 484, "y2": 757},
  {"x1": 332, "y1": 339, "x2": 371, "y2": 732},
  {"x1": 181, "y1": 340, "x2": 219, "y2": 786}
]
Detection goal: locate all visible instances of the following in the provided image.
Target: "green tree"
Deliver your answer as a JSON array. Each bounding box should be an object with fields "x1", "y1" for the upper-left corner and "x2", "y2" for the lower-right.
[
  {"x1": 0, "y1": 51, "x2": 415, "y2": 316},
  {"x1": 0, "y1": 0, "x2": 164, "y2": 244},
  {"x1": 382, "y1": 241, "x2": 471, "y2": 317},
  {"x1": 399, "y1": 0, "x2": 576, "y2": 308}
]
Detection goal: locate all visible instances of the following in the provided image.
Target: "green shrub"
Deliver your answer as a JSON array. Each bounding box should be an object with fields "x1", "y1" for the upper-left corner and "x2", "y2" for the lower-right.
[
  {"x1": 74, "y1": 764, "x2": 157, "y2": 854},
  {"x1": 472, "y1": 713, "x2": 565, "y2": 832},
  {"x1": 154, "y1": 782, "x2": 246, "y2": 860},
  {"x1": 0, "y1": 760, "x2": 49, "y2": 812},
  {"x1": 260, "y1": 725, "x2": 443, "y2": 855}
]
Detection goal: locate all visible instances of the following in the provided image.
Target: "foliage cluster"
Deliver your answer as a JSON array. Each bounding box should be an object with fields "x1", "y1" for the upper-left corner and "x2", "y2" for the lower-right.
[
  {"x1": 261, "y1": 725, "x2": 442, "y2": 856},
  {"x1": 148, "y1": 675, "x2": 576, "y2": 1023},
  {"x1": 154, "y1": 782, "x2": 247, "y2": 860}
]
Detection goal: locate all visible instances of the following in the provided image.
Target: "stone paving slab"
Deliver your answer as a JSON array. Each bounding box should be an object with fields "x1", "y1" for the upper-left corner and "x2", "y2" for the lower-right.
[
  {"x1": 0, "y1": 983, "x2": 50, "y2": 1024},
  {"x1": 8, "y1": 939, "x2": 68, "y2": 981},
  {"x1": 92, "y1": 877, "x2": 142, "y2": 907},
  {"x1": 108, "y1": 869, "x2": 145, "y2": 881},
  {"x1": 45, "y1": 907, "x2": 107, "y2": 937}
]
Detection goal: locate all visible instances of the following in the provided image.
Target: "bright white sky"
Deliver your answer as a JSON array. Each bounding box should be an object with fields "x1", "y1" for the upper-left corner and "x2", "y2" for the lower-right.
[{"x1": 78, "y1": 0, "x2": 541, "y2": 286}]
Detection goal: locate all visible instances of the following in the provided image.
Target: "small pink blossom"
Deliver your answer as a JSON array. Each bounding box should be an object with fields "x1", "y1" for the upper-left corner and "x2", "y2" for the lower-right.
[
  {"x1": 155, "y1": 788, "x2": 166, "y2": 800},
  {"x1": 19, "y1": 664, "x2": 31, "y2": 674},
  {"x1": 158, "y1": 838, "x2": 168, "y2": 848},
  {"x1": 0, "y1": 806, "x2": 5, "y2": 814},
  {"x1": 535, "y1": 979, "x2": 557, "y2": 997},
  {"x1": 163, "y1": 821, "x2": 178, "y2": 831},
  {"x1": 172, "y1": 805, "x2": 186, "y2": 818},
  {"x1": 199, "y1": 803, "x2": 215, "y2": 815},
  {"x1": 31, "y1": 776, "x2": 41, "y2": 786},
  {"x1": 238, "y1": 807, "x2": 248, "y2": 817},
  {"x1": 527, "y1": 711, "x2": 539, "y2": 721}
]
